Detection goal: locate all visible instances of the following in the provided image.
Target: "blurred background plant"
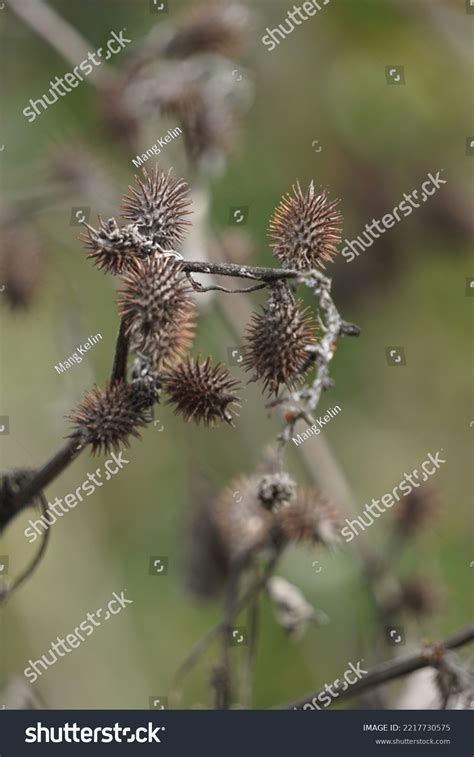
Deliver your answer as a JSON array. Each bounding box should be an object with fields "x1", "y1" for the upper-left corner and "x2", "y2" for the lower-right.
[{"x1": 0, "y1": 0, "x2": 472, "y2": 709}]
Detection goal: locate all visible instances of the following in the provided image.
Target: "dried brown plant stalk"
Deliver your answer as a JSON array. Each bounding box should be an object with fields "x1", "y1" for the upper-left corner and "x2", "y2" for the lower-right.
[{"x1": 281, "y1": 624, "x2": 474, "y2": 710}]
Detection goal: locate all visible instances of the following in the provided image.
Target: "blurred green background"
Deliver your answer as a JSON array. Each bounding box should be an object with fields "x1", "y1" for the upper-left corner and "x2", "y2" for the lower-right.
[{"x1": 0, "y1": 0, "x2": 472, "y2": 709}]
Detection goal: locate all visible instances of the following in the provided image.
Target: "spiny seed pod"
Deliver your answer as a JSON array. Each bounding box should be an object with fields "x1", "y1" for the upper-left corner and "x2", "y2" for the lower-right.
[
  {"x1": 243, "y1": 285, "x2": 317, "y2": 396},
  {"x1": 213, "y1": 476, "x2": 275, "y2": 563},
  {"x1": 269, "y1": 181, "x2": 343, "y2": 270},
  {"x1": 257, "y1": 472, "x2": 296, "y2": 512},
  {"x1": 121, "y1": 167, "x2": 192, "y2": 248},
  {"x1": 275, "y1": 489, "x2": 343, "y2": 547},
  {"x1": 395, "y1": 488, "x2": 437, "y2": 536},
  {"x1": 118, "y1": 255, "x2": 195, "y2": 365},
  {"x1": 68, "y1": 382, "x2": 149, "y2": 455},
  {"x1": 161, "y1": 356, "x2": 241, "y2": 426},
  {"x1": 82, "y1": 218, "x2": 156, "y2": 274},
  {"x1": 165, "y1": 2, "x2": 251, "y2": 59}
]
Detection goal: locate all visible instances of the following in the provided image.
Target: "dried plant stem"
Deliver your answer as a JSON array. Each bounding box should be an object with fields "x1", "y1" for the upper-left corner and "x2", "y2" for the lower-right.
[
  {"x1": 241, "y1": 586, "x2": 260, "y2": 709},
  {"x1": 217, "y1": 564, "x2": 242, "y2": 709},
  {"x1": 297, "y1": 435, "x2": 403, "y2": 646},
  {"x1": 189, "y1": 280, "x2": 268, "y2": 295},
  {"x1": 0, "y1": 492, "x2": 50, "y2": 605},
  {"x1": 4, "y1": 438, "x2": 83, "y2": 519},
  {"x1": 182, "y1": 260, "x2": 301, "y2": 282},
  {"x1": 171, "y1": 554, "x2": 281, "y2": 705},
  {"x1": 268, "y1": 273, "x2": 358, "y2": 465},
  {"x1": 280, "y1": 624, "x2": 474, "y2": 710},
  {"x1": 6, "y1": 0, "x2": 115, "y2": 89},
  {"x1": 110, "y1": 319, "x2": 130, "y2": 385},
  {"x1": 2, "y1": 317, "x2": 133, "y2": 526}
]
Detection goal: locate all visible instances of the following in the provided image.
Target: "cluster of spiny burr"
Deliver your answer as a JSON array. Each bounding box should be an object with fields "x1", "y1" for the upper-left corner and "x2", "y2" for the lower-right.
[
  {"x1": 215, "y1": 474, "x2": 343, "y2": 559},
  {"x1": 68, "y1": 164, "x2": 343, "y2": 456},
  {"x1": 186, "y1": 458, "x2": 344, "y2": 600}
]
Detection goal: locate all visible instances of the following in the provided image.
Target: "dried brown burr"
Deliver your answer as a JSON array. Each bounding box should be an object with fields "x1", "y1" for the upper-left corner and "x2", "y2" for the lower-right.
[
  {"x1": 118, "y1": 254, "x2": 195, "y2": 366},
  {"x1": 269, "y1": 181, "x2": 343, "y2": 270},
  {"x1": 68, "y1": 382, "x2": 149, "y2": 455},
  {"x1": 161, "y1": 356, "x2": 241, "y2": 427},
  {"x1": 243, "y1": 284, "x2": 318, "y2": 396}
]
